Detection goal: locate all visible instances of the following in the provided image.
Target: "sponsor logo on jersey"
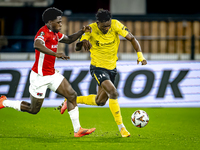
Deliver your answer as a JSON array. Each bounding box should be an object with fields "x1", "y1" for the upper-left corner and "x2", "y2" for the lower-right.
[
  {"x1": 96, "y1": 40, "x2": 115, "y2": 46},
  {"x1": 52, "y1": 45, "x2": 58, "y2": 48}
]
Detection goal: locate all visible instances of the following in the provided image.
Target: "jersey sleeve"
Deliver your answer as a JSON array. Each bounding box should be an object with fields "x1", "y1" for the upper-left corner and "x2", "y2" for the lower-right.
[
  {"x1": 35, "y1": 30, "x2": 48, "y2": 43},
  {"x1": 79, "y1": 31, "x2": 91, "y2": 41},
  {"x1": 58, "y1": 32, "x2": 65, "y2": 41},
  {"x1": 113, "y1": 20, "x2": 129, "y2": 38}
]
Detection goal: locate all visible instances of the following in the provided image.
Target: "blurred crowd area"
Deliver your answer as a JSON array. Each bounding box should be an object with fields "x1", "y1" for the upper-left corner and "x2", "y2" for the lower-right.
[{"x1": 0, "y1": 0, "x2": 200, "y2": 60}]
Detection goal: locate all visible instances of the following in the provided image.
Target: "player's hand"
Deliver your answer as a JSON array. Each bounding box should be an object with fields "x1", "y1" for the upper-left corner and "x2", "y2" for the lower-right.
[
  {"x1": 55, "y1": 53, "x2": 70, "y2": 60},
  {"x1": 137, "y1": 59, "x2": 147, "y2": 65},
  {"x1": 82, "y1": 25, "x2": 92, "y2": 33},
  {"x1": 82, "y1": 39, "x2": 92, "y2": 51},
  {"x1": 137, "y1": 52, "x2": 147, "y2": 65}
]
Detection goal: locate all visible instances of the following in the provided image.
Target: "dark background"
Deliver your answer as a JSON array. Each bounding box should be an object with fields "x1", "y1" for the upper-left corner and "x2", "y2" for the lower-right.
[{"x1": 0, "y1": 0, "x2": 199, "y2": 36}]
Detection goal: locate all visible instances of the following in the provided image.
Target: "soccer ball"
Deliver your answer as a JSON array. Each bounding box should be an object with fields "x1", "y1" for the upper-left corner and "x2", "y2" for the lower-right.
[{"x1": 131, "y1": 110, "x2": 149, "y2": 128}]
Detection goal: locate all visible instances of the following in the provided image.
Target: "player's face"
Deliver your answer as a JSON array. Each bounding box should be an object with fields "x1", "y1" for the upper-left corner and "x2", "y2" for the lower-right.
[
  {"x1": 50, "y1": 16, "x2": 62, "y2": 33},
  {"x1": 97, "y1": 20, "x2": 111, "y2": 34}
]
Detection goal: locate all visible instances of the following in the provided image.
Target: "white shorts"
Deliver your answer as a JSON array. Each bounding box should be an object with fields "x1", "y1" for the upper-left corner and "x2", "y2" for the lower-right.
[{"x1": 29, "y1": 70, "x2": 64, "y2": 99}]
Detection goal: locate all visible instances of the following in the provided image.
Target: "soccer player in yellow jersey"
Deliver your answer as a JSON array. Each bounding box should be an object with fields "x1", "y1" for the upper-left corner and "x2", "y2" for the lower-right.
[{"x1": 61, "y1": 9, "x2": 147, "y2": 137}]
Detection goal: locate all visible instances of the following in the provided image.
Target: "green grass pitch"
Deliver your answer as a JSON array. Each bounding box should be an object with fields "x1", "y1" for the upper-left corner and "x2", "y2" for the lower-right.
[{"x1": 0, "y1": 107, "x2": 200, "y2": 150}]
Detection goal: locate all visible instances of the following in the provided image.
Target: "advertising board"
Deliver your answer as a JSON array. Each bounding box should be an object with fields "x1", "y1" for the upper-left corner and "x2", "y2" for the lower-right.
[{"x1": 0, "y1": 61, "x2": 199, "y2": 107}]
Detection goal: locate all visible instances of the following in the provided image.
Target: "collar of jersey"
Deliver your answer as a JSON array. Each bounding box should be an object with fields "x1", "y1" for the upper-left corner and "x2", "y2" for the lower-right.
[{"x1": 45, "y1": 25, "x2": 52, "y2": 33}]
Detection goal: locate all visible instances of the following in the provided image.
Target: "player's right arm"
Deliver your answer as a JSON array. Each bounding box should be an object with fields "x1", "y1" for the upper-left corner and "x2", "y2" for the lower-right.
[
  {"x1": 34, "y1": 39, "x2": 70, "y2": 60},
  {"x1": 114, "y1": 20, "x2": 147, "y2": 65}
]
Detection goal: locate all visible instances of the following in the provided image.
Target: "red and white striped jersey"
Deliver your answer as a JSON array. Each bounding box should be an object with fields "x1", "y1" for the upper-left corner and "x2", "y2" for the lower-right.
[{"x1": 32, "y1": 25, "x2": 64, "y2": 76}]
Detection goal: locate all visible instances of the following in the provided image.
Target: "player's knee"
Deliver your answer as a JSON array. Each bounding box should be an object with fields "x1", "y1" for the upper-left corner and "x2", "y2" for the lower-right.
[
  {"x1": 96, "y1": 98, "x2": 108, "y2": 106},
  {"x1": 30, "y1": 107, "x2": 41, "y2": 115},
  {"x1": 96, "y1": 101, "x2": 106, "y2": 106},
  {"x1": 31, "y1": 110, "x2": 40, "y2": 115},
  {"x1": 109, "y1": 90, "x2": 118, "y2": 99},
  {"x1": 67, "y1": 91, "x2": 77, "y2": 102}
]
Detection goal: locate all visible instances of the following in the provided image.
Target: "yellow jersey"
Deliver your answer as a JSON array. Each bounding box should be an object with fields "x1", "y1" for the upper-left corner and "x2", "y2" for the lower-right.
[{"x1": 80, "y1": 19, "x2": 129, "y2": 70}]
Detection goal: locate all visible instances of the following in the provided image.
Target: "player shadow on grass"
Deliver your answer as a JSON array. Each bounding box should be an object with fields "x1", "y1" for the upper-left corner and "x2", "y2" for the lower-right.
[{"x1": 0, "y1": 133, "x2": 148, "y2": 144}]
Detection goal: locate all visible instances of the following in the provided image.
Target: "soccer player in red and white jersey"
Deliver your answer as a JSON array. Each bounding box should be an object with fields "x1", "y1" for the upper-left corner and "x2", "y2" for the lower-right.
[{"x1": 0, "y1": 7, "x2": 95, "y2": 137}]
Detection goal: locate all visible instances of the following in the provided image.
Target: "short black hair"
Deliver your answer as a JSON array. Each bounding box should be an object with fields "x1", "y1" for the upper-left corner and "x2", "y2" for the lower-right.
[
  {"x1": 96, "y1": 9, "x2": 112, "y2": 22},
  {"x1": 42, "y1": 7, "x2": 63, "y2": 23}
]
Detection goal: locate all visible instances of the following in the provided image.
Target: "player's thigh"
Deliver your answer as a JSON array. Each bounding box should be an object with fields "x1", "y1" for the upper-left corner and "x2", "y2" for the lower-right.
[
  {"x1": 48, "y1": 71, "x2": 77, "y2": 100},
  {"x1": 29, "y1": 70, "x2": 49, "y2": 99},
  {"x1": 55, "y1": 78, "x2": 77, "y2": 100}
]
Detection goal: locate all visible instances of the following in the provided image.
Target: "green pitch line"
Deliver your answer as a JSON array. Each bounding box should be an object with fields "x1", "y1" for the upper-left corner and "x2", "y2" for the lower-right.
[{"x1": 0, "y1": 107, "x2": 199, "y2": 150}]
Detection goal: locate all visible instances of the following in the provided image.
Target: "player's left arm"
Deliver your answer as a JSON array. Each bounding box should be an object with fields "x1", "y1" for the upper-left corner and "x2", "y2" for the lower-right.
[
  {"x1": 59, "y1": 25, "x2": 91, "y2": 44},
  {"x1": 125, "y1": 33, "x2": 147, "y2": 65}
]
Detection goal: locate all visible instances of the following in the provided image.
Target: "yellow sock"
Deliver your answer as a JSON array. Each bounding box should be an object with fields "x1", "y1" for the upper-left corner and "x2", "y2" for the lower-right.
[
  {"x1": 77, "y1": 95, "x2": 97, "y2": 106},
  {"x1": 109, "y1": 99, "x2": 123, "y2": 125}
]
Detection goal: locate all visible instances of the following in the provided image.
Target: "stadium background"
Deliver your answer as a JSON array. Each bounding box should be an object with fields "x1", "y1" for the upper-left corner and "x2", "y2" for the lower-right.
[
  {"x1": 0, "y1": 1, "x2": 200, "y2": 149},
  {"x1": 0, "y1": 0, "x2": 200, "y2": 107}
]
